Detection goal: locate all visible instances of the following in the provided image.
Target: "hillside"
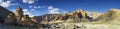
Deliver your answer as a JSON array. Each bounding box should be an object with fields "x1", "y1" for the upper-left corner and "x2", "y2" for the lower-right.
[
  {"x1": 95, "y1": 9, "x2": 120, "y2": 24},
  {"x1": 0, "y1": 6, "x2": 13, "y2": 23}
]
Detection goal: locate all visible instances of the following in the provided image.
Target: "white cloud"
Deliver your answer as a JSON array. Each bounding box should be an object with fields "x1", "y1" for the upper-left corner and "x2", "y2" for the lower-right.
[
  {"x1": 48, "y1": 6, "x2": 68, "y2": 14},
  {"x1": 0, "y1": 0, "x2": 3, "y2": 3},
  {"x1": 31, "y1": 9, "x2": 35, "y2": 11},
  {"x1": 29, "y1": 6, "x2": 45, "y2": 8},
  {"x1": 48, "y1": 6, "x2": 61, "y2": 14},
  {"x1": 0, "y1": 0, "x2": 11, "y2": 7},
  {"x1": 29, "y1": 6, "x2": 32, "y2": 8},
  {"x1": 22, "y1": 0, "x2": 37, "y2": 4},
  {"x1": 34, "y1": 6, "x2": 37, "y2": 8},
  {"x1": 10, "y1": 9, "x2": 15, "y2": 13},
  {"x1": 23, "y1": 9, "x2": 40, "y2": 17},
  {"x1": 60, "y1": 9, "x2": 68, "y2": 13},
  {"x1": 48, "y1": 6, "x2": 53, "y2": 9},
  {"x1": 23, "y1": 9, "x2": 29, "y2": 14},
  {"x1": 23, "y1": 9, "x2": 33, "y2": 17},
  {"x1": 38, "y1": 6, "x2": 41, "y2": 8},
  {"x1": 0, "y1": 0, "x2": 18, "y2": 7}
]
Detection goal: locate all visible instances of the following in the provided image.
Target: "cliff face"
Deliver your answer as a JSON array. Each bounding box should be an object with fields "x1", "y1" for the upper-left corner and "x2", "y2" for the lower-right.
[
  {"x1": 0, "y1": 6, "x2": 13, "y2": 23},
  {"x1": 64, "y1": 9, "x2": 91, "y2": 23},
  {"x1": 34, "y1": 14, "x2": 61, "y2": 24},
  {"x1": 35, "y1": 9, "x2": 91, "y2": 23}
]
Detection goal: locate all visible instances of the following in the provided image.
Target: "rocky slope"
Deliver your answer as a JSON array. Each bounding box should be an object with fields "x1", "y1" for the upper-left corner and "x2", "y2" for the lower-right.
[
  {"x1": 35, "y1": 9, "x2": 92, "y2": 24},
  {"x1": 86, "y1": 11, "x2": 101, "y2": 19},
  {"x1": 95, "y1": 9, "x2": 120, "y2": 24},
  {"x1": 50, "y1": 23, "x2": 120, "y2": 29},
  {"x1": 0, "y1": 6, "x2": 13, "y2": 23}
]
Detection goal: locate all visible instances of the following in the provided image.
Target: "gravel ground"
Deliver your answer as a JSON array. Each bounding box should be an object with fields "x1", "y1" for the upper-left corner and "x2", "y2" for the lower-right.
[{"x1": 0, "y1": 23, "x2": 120, "y2": 29}]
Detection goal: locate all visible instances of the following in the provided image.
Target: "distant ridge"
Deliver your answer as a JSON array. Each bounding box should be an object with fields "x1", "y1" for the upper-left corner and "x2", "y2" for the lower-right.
[{"x1": 34, "y1": 9, "x2": 92, "y2": 24}]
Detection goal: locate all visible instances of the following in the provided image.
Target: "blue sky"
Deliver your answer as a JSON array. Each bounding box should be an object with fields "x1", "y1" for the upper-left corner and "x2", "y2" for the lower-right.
[{"x1": 0, "y1": 0, "x2": 120, "y2": 17}]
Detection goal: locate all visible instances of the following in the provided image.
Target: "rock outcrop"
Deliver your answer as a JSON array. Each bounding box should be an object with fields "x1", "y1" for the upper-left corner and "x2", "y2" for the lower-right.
[
  {"x1": 65, "y1": 9, "x2": 91, "y2": 23},
  {"x1": 20, "y1": 15, "x2": 34, "y2": 27},
  {"x1": 36, "y1": 14, "x2": 61, "y2": 24},
  {"x1": 15, "y1": 6, "x2": 23, "y2": 22},
  {"x1": 2, "y1": 6, "x2": 37, "y2": 27}
]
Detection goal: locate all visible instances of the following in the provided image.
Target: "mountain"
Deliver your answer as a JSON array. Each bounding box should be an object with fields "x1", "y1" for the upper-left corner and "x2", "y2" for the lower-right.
[
  {"x1": 64, "y1": 9, "x2": 91, "y2": 23},
  {"x1": 35, "y1": 9, "x2": 92, "y2": 24},
  {"x1": 86, "y1": 11, "x2": 101, "y2": 19},
  {"x1": 0, "y1": 6, "x2": 13, "y2": 23},
  {"x1": 96, "y1": 9, "x2": 120, "y2": 24},
  {"x1": 34, "y1": 14, "x2": 61, "y2": 24}
]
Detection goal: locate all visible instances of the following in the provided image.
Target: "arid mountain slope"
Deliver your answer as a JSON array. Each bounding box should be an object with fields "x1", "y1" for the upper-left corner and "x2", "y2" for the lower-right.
[
  {"x1": 35, "y1": 9, "x2": 92, "y2": 23},
  {"x1": 96, "y1": 9, "x2": 120, "y2": 24}
]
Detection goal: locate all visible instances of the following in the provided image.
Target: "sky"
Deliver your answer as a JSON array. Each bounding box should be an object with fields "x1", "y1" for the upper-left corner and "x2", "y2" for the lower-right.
[{"x1": 0, "y1": 0, "x2": 120, "y2": 17}]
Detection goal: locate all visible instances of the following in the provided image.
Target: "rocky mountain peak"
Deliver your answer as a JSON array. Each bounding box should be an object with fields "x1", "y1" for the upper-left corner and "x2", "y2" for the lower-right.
[
  {"x1": 16, "y1": 6, "x2": 22, "y2": 11},
  {"x1": 74, "y1": 9, "x2": 83, "y2": 13}
]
